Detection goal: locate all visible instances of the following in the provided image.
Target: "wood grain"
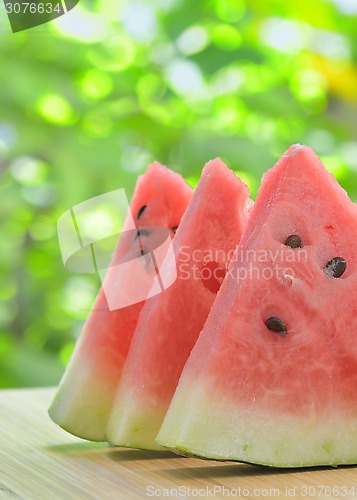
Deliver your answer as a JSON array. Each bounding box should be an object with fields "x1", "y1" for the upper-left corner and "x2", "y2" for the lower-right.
[{"x1": 0, "y1": 388, "x2": 356, "y2": 499}]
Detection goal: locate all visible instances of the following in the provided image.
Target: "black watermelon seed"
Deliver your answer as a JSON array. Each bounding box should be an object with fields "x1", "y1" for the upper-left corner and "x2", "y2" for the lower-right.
[
  {"x1": 137, "y1": 248, "x2": 149, "y2": 258},
  {"x1": 134, "y1": 229, "x2": 150, "y2": 240},
  {"x1": 324, "y1": 257, "x2": 346, "y2": 279},
  {"x1": 172, "y1": 226, "x2": 178, "y2": 234},
  {"x1": 285, "y1": 235, "x2": 303, "y2": 248},
  {"x1": 265, "y1": 317, "x2": 288, "y2": 334},
  {"x1": 137, "y1": 205, "x2": 147, "y2": 219},
  {"x1": 137, "y1": 249, "x2": 151, "y2": 267}
]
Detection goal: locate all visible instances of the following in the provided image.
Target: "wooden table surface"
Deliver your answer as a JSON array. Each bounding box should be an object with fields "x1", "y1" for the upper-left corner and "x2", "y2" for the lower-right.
[{"x1": 0, "y1": 388, "x2": 357, "y2": 499}]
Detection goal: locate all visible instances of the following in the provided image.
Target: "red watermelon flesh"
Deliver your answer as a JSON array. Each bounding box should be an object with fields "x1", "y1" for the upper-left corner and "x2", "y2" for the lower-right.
[
  {"x1": 157, "y1": 145, "x2": 357, "y2": 467},
  {"x1": 49, "y1": 163, "x2": 193, "y2": 441},
  {"x1": 106, "y1": 158, "x2": 252, "y2": 450}
]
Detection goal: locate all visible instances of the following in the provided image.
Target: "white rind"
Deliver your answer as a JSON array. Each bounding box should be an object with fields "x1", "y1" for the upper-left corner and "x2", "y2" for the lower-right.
[
  {"x1": 157, "y1": 381, "x2": 357, "y2": 467},
  {"x1": 48, "y1": 343, "x2": 112, "y2": 441},
  {"x1": 106, "y1": 397, "x2": 164, "y2": 450}
]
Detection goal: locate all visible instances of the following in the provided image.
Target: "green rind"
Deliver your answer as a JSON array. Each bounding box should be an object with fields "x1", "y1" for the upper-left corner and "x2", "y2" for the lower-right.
[
  {"x1": 48, "y1": 412, "x2": 107, "y2": 443},
  {"x1": 107, "y1": 404, "x2": 165, "y2": 451},
  {"x1": 161, "y1": 444, "x2": 354, "y2": 468},
  {"x1": 48, "y1": 361, "x2": 112, "y2": 441}
]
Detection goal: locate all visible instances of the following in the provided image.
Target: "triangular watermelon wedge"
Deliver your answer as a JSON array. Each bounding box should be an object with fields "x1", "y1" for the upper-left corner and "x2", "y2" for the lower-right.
[
  {"x1": 106, "y1": 158, "x2": 252, "y2": 450},
  {"x1": 49, "y1": 163, "x2": 192, "y2": 441},
  {"x1": 157, "y1": 145, "x2": 357, "y2": 467}
]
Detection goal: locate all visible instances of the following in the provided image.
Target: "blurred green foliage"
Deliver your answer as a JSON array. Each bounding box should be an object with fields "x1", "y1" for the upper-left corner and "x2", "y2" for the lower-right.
[{"x1": 0, "y1": 0, "x2": 357, "y2": 387}]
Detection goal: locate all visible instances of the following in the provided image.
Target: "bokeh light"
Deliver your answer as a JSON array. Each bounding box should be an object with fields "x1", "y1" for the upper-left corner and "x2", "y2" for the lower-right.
[{"x1": 0, "y1": 0, "x2": 357, "y2": 388}]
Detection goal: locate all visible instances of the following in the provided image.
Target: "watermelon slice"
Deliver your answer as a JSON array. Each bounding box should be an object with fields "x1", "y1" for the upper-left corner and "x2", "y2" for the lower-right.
[
  {"x1": 106, "y1": 158, "x2": 252, "y2": 450},
  {"x1": 49, "y1": 163, "x2": 193, "y2": 441},
  {"x1": 157, "y1": 145, "x2": 357, "y2": 467}
]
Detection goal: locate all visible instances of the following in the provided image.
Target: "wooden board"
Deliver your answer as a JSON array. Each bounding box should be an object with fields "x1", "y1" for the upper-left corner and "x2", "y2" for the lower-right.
[{"x1": 0, "y1": 388, "x2": 357, "y2": 499}]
